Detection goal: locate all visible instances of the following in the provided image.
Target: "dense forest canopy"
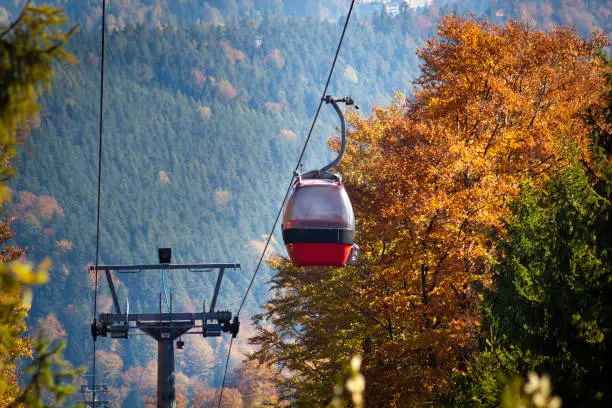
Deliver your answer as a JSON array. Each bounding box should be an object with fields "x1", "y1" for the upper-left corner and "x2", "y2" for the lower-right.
[{"x1": 1, "y1": 0, "x2": 609, "y2": 406}]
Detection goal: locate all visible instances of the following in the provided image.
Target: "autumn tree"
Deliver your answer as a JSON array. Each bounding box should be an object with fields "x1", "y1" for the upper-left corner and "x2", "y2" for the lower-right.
[
  {"x1": 191, "y1": 385, "x2": 244, "y2": 408},
  {"x1": 231, "y1": 359, "x2": 282, "y2": 407},
  {"x1": 450, "y1": 54, "x2": 612, "y2": 408},
  {"x1": 0, "y1": 2, "x2": 79, "y2": 407},
  {"x1": 250, "y1": 16, "x2": 608, "y2": 407},
  {"x1": 122, "y1": 360, "x2": 157, "y2": 406},
  {"x1": 216, "y1": 80, "x2": 239, "y2": 104}
]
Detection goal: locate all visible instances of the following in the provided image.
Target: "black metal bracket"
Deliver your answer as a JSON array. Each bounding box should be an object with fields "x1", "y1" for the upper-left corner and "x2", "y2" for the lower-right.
[
  {"x1": 322, "y1": 95, "x2": 359, "y2": 110},
  {"x1": 230, "y1": 316, "x2": 240, "y2": 338},
  {"x1": 91, "y1": 319, "x2": 107, "y2": 341}
]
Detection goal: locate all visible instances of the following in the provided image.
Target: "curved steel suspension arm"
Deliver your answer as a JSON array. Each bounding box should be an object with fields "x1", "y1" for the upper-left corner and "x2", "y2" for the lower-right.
[{"x1": 320, "y1": 95, "x2": 358, "y2": 173}]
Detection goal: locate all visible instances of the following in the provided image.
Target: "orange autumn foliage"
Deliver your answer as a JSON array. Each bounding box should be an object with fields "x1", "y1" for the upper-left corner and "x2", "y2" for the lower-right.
[
  {"x1": 232, "y1": 359, "x2": 283, "y2": 407},
  {"x1": 264, "y1": 49, "x2": 285, "y2": 69},
  {"x1": 191, "y1": 385, "x2": 243, "y2": 408},
  {"x1": 219, "y1": 40, "x2": 247, "y2": 65},
  {"x1": 122, "y1": 360, "x2": 157, "y2": 402},
  {"x1": 35, "y1": 313, "x2": 67, "y2": 341},
  {"x1": 344, "y1": 16, "x2": 607, "y2": 403},
  {"x1": 216, "y1": 80, "x2": 238, "y2": 104},
  {"x1": 251, "y1": 16, "x2": 608, "y2": 407}
]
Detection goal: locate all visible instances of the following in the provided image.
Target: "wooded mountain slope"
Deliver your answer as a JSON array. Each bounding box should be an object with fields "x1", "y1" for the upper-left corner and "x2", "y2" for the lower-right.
[
  {"x1": 8, "y1": 10, "x2": 427, "y2": 405},
  {"x1": 4, "y1": 0, "x2": 610, "y2": 405}
]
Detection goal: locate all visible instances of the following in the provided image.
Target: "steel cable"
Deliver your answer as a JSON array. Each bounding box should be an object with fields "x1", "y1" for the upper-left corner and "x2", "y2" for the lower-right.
[
  {"x1": 91, "y1": 0, "x2": 108, "y2": 404},
  {"x1": 217, "y1": 1, "x2": 357, "y2": 405}
]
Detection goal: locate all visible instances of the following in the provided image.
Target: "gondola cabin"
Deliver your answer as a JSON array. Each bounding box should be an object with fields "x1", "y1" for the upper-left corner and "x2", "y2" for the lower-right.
[{"x1": 282, "y1": 177, "x2": 355, "y2": 266}]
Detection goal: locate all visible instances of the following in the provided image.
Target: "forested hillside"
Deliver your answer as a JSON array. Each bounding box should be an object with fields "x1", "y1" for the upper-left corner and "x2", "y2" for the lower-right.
[
  {"x1": 1, "y1": 0, "x2": 611, "y2": 36},
  {"x1": 7, "y1": 7, "x2": 430, "y2": 406},
  {"x1": 2, "y1": 0, "x2": 610, "y2": 406}
]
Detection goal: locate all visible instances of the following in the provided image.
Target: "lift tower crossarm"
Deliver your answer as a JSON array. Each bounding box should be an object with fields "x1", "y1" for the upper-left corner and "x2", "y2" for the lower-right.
[
  {"x1": 98, "y1": 311, "x2": 231, "y2": 323},
  {"x1": 89, "y1": 263, "x2": 240, "y2": 316}
]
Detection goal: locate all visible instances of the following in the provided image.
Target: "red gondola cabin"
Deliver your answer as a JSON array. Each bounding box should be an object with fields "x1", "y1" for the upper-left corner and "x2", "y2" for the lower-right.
[{"x1": 282, "y1": 177, "x2": 355, "y2": 266}]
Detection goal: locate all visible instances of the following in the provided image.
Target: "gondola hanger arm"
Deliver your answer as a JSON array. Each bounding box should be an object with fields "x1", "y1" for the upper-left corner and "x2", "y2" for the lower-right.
[{"x1": 318, "y1": 95, "x2": 358, "y2": 173}]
